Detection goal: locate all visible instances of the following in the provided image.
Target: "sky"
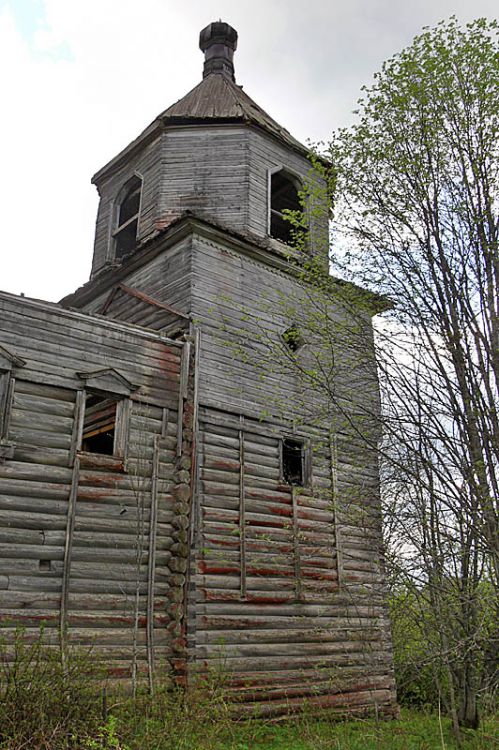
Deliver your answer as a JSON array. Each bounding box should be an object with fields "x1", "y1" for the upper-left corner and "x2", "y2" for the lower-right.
[{"x1": 1, "y1": 0, "x2": 497, "y2": 302}]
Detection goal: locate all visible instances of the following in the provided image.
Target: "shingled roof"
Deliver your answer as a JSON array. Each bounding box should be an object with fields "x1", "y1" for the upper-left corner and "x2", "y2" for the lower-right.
[
  {"x1": 92, "y1": 22, "x2": 308, "y2": 183},
  {"x1": 158, "y1": 71, "x2": 307, "y2": 154}
]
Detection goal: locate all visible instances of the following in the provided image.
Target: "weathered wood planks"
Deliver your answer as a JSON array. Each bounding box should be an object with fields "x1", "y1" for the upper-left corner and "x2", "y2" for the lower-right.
[{"x1": 0, "y1": 291, "x2": 192, "y2": 686}]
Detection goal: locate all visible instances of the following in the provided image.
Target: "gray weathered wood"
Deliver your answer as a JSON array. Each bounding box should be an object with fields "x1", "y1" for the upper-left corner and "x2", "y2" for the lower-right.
[
  {"x1": 60, "y1": 457, "x2": 80, "y2": 662},
  {"x1": 239, "y1": 418, "x2": 246, "y2": 599},
  {"x1": 329, "y1": 431, "x2": 344, "y2": 589},
  {"x1": 69, "y1": 390, "x2": 85, "y2": 466},
  {"x1": 177, "y1": 341, "x2": 190, "y2": 457},
  {"x1": 146, "y1": 434, "x2": 161, "y2": 692}
]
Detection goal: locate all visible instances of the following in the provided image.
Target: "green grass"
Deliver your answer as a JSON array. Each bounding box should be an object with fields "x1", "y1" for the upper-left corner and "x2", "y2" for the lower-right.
[
  {"x1": 113, "y1": 704, "x2": 498, "y2": 750},
  {"x1": 0, "y1": 634, "x2": 497, "y2": 749}
]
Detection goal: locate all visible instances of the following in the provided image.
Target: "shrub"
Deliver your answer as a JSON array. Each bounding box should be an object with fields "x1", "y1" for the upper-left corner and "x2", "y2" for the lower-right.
[{"x1": 0, "y1": 629, "x2": 104, "y2": 750}]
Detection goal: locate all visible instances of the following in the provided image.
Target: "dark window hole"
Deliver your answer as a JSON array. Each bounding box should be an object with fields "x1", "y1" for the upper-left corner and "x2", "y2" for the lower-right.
[
  {"x1": 282, "y1": 438, "x2": 304, "y2": 486},
  {"x1": 82, "y1": 394, "x2": 117, "y2": 455}
]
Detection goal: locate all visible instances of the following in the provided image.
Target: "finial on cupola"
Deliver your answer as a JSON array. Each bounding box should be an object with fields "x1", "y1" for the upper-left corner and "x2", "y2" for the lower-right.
[{"x1": 199, "y1": 21, "x2": 238, "y2": 81}]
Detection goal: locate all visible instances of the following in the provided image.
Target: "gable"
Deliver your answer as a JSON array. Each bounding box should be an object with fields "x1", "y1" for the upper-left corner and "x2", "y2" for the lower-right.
[{"x1": 76, "y1": 368, "x2": 139, "y2": 396}]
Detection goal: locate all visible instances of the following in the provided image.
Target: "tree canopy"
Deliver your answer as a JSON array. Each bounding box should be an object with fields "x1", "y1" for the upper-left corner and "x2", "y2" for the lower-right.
[{"x1": 326, "y1": 17, "x2": 499, "y2": 733}]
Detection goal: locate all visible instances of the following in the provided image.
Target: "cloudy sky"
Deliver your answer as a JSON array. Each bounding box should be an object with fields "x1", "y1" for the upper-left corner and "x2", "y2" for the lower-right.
[{"x1": 1, "y1": 0, "x2": 497, "y2": 301}]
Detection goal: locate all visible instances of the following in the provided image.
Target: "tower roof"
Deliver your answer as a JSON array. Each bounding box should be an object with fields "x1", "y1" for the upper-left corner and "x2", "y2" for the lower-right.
[
  {"x1": 159, "y1": 70, "x2": 306, "y2": 153},
  {"x1": 92, "y1": 22, "x2": 308, "y2": 183}
]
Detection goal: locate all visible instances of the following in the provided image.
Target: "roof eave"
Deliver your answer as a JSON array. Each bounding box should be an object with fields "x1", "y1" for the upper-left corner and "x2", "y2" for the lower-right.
[{"x1": 60, "y1": 212, "x2": 388, "y2": 315}]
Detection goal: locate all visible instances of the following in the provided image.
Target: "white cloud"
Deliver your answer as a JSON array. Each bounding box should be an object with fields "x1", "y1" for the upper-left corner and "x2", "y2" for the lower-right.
[{"x1": 1, "y1": 0, "x2": 497, "y2": 301}]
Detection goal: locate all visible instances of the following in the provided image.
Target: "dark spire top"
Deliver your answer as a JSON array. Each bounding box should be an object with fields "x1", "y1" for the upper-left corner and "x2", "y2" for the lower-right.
[{"x1": 199, "y1": 21, "x2": 238, "y2": 81}]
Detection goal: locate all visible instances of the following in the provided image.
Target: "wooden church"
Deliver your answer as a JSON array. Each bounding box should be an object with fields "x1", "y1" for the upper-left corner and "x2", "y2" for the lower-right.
[{"x1": 0, "y1": 22, "x2": 397, "y2": 715}]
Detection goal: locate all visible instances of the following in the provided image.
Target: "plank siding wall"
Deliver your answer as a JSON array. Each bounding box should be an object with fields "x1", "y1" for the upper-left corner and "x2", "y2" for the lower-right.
[
  {"x1": 159, "y1": 127, "x2": 250, "y2": 232},
  {"x1": 84, "y1": 239, "x2": 192, "y2": 334},
  {"x1": 0, "y1": 293, "x2": 188, "y2": 684},
  {"x1": 191, "y1": 236, "x2": 378, "y2": 424},
  {"x1": 92, "y1": 123, "x2": 328, "y2": 281},
  {"x1": 247, "y1": 130, "x2": 329, "y2": 253},
  {"x1": 92, "y1": 136, "x2": 163, "y2": 277},
  {"x1": 99, "y1": 287, "x2": 183, "y2": 333}
]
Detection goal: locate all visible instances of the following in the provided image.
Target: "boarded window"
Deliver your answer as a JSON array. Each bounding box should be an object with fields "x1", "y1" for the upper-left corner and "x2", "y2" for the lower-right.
[
  {"x1": 281, "y1": 438, "x2": 306, "y2": 486},
  {"x1": 81, "y1": 394, "x2": 117, "y2": 455},
  {"x1": 114, "y1": 176, "x2": 142, "y2": 260},
  {"x1": 270, "y1": 170, "x2": 302, "y2": 244}
]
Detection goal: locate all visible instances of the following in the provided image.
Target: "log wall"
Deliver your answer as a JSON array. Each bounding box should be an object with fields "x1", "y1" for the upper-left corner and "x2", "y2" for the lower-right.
[
  {"x1": 183, "y1": 234, "x2": 396, "y2": 714},
  {"x1": 0, "y1": 292, "x2": 191, "y2": 686},
  {"x1": 68, "y1": 225, "x2": 396, "y2": 712},
  {"x1": 191, "y1": 405, "x2": 396, "y2": 715}
]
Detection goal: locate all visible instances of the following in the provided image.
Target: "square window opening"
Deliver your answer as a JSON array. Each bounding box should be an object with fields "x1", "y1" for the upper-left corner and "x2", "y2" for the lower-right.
[
  {"x1": 282, "y1": 438, "x2": 305, "y2": 486},
  {"x1": 82, "y1": 393, "x2": 117, "y2": 455}
]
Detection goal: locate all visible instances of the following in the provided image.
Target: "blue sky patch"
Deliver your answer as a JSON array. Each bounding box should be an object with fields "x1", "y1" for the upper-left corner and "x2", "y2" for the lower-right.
[{"x1": 4, "y1": 0, "x2": 73, "y2": 60}]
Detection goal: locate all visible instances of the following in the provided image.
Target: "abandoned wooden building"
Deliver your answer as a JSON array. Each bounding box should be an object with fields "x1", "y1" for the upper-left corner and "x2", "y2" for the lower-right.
[{"x1": 0, "y1": 22, "x2": 397, "y2": 715}]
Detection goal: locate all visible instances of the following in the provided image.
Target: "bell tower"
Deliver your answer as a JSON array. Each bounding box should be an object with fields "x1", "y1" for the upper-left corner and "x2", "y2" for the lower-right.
[
  {"x1": 61, "y1": 23, "x2": 397, "y2": 719},
  {"x1": 83, "y1": 21, "x2": 328, "y2": 283}
]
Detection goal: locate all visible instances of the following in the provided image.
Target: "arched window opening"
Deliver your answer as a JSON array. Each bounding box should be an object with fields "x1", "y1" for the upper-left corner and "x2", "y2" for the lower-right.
[
  {"x1": 114, "y1": 176, "x2": 142, "y2": 260},
  {"x1": 270, "y1": 170, "x2": 302, "y2": 244}
]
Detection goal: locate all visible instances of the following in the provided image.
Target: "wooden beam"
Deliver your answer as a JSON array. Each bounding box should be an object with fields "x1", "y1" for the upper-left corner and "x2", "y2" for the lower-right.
[
  {"x1": 291, "y1": 487, "x2": 302, "y2": 600},
  {"x1": 329, "y1": 431, "x2": 343, "y2": 588},
  {"x1": 176, "y1": 342, "x2": 191, "y2": 457},
  {"x1": 69, "y1": 390, "x2": 85, "y2": 467},
  {"x1": 60, "y1": 457, "x2": 80, "y2": 663},
  {"x1": 239, "y1": 417, "x2": 246, "y2": 599},
  {"x1": 146, "y1": 433, "x2": 161, "y2": 693}
]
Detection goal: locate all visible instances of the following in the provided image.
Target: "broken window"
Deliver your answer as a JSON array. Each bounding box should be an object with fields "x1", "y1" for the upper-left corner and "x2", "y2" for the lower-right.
[
  {"x1": 270, "y1": 169, "x2": 302, "y2": 244},
  {"x1": 281, "y1": 438, "x2": 306, "y2": 486},
  {"x1": 81, "y1": 393, "x2": 118, "y2": 455},
  {"x1": 114, "y1": 176, "x2": 142, "y2": 260}
]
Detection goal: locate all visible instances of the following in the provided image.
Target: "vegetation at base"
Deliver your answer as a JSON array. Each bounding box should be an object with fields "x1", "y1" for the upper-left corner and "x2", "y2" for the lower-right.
[
  {"x1": 0, "y1": 631, "x2": 103, "y2": 749},
  {"x1": 389, "y1": 584, "x2": 498, "y2": 714},
  {"x1": 0, "y1": 633, "x2": 497, "y2": 750},
  {"x1": 112, "y1": 694, "x2": 499, "y2": 750}
]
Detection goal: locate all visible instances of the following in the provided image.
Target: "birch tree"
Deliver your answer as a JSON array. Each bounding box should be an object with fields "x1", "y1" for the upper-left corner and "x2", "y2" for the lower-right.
[{"x1": 326, "y1": 17, "x2": 499, "y2": 733}]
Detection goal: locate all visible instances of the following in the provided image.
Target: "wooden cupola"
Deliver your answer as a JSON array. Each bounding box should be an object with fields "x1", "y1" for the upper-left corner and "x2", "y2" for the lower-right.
[{"x1": 88, "y1": 22, "x2": 329, "y2": 279}]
